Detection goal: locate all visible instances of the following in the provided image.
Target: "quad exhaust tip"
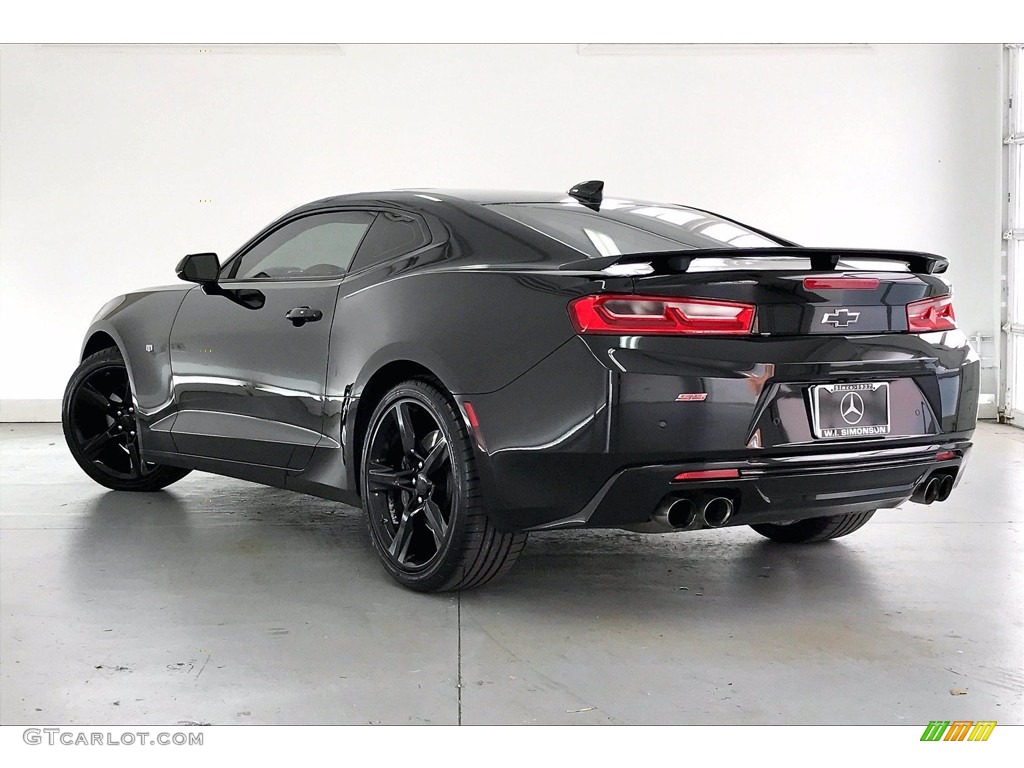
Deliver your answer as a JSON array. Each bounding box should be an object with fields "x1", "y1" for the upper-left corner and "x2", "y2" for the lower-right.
[
  {"x1": 630, "y1": 494, "x2": 735, "y2": 534},
  {"x1": 912, "y1": 471, "x2": 957, "y2": 505},
  {"x1": 936, "y1": 474, "x2": 954, "y2": 502},
  {"x1": 702, "y1": 496, "x2": 734, "y2": 528},
  {"x1": 654, "y1": 497, "x2": 698, "y2": 530}
]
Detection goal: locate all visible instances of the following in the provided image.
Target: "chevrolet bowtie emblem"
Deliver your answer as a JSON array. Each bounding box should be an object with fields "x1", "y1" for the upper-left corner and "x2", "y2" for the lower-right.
[{"x1": 822, "y1": 308, "x2": 861, "y2": 327}]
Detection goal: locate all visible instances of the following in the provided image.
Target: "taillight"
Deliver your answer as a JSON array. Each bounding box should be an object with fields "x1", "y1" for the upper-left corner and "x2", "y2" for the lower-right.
[
  {"x1": 568, "y1": 294, "x2": 756, "y2": 336},
  {"x1": 906, "y1": 295, "x2": 956, "y2": 333}
]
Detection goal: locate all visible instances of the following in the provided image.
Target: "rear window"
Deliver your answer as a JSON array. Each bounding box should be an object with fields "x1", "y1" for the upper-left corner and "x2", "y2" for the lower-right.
[{"x1": 489, "y1": 200, "x2": 784, "y2": 258}]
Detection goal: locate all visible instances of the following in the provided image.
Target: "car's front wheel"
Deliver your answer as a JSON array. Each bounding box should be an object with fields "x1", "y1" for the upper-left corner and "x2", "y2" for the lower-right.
[
  {"x1": 749, "y1": 510, "x2": 876, "y2": 543},
  {"x1": 361, "y1": 379, "x2": 527, "y2": 592},
  {"x1": 62, "y1": 348, "x2": 192, "y2": 491}
]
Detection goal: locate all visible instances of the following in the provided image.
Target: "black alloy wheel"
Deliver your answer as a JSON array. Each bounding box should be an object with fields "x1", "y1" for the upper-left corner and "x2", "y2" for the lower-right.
[
  {"x1": 62, "y1": 348, "x2": 191, "y2": 491},
  {"x1": 365, "y1": 397, "x2": 455, "y2": 569},
  {"x1": 361, "y1": 379, "x2": 526, "y2": 592}
]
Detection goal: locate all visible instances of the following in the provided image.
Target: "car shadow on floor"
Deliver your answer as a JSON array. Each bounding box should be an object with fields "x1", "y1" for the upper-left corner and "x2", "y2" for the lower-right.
[
  {"x1": 66, "y1": 485, "x2": 885, "y2": 623},
  {"x1": 471, "y1": 526, "x2": 887, "y2": 622}
]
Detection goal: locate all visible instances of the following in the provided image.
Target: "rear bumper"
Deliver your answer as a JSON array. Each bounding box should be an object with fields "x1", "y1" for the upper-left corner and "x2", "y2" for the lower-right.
[
  {"x1": 528, "y1": 440, "x2": 972, "y2": 531},
  {"x1": 466, "y1": 332, "x2": 979, "y2": 532}
]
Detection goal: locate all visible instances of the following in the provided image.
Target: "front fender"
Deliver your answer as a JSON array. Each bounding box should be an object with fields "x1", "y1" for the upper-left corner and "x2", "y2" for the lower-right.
[{"x1": 78, "y1": 286, "x2": 191, "y2": 421}]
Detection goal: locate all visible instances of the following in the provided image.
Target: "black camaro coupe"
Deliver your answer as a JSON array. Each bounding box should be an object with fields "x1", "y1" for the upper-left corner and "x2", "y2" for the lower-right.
[{"x1": 63, "y1": 182, "x2": 978, "y2": 591}]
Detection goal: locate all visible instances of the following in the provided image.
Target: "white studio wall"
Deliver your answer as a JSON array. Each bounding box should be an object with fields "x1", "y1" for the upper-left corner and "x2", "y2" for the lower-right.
[{"x1": 0, "y1": 43, "x2": 1004, "y2": 420}]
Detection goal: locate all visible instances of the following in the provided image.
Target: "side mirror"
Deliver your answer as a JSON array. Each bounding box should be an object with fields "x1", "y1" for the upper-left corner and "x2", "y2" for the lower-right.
[{"x1": 176, "y1": 252, "x2": 220, "y2": 284}]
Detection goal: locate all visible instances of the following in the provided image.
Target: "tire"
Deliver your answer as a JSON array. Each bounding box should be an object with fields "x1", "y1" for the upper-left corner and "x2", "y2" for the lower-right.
[
  {"x1": 749, "y1": 510, "x2": 876, "y2": 544},
  {"x1": 62, "y1": 347, "x2": 192, "y2": 492},
  {"x1": 360, "y1": 378, "x2": 527, "y2": 592}
]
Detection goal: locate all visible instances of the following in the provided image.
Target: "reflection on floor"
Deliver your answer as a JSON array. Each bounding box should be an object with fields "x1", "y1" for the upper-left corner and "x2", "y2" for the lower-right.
[{"x1": 1, "y1": 422, "x2": 1022, "y2": 725}]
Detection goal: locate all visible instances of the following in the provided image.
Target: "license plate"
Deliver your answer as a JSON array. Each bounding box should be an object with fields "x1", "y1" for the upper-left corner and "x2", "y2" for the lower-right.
[{"x1": 810, "y1": 382, "x2": 890, "y2": 439}]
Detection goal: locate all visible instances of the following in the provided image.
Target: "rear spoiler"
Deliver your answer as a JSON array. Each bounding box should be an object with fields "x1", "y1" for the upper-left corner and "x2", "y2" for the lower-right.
[{"x1": 558, "y1": 247, "x2": 948, "y2": 275}]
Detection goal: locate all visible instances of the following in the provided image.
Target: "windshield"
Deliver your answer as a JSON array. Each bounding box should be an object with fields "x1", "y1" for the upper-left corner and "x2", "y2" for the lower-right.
[{"x1": 489, "y1": 199, "x2": 785, "y2": 258}]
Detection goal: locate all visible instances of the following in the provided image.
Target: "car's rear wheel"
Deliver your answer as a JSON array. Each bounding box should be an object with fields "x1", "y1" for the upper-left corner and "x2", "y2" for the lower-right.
[
  {"x1": 749, "y1": 510, "x2": 876, "y2": 544},
  {"x1": 62, "y1": 348, "x2": 191, "y2": 491},
  {"x1": 361, "y1": 379, "x2": 527, "y2": 592}
]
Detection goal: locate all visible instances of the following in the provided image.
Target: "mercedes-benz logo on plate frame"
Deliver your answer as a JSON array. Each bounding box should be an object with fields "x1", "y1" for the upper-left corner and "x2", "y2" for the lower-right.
[
  {"x1": 840, "y1": 391, "x2": 865, "y2": 425},
  {"x1": 811, "y1": 381, "x2": 890, "y2": 439}
]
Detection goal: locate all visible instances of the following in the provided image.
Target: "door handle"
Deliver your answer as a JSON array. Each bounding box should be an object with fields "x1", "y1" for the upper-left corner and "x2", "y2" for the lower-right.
[{"x1": 286, "y1": 306, "x2": 323, "y2": 327}]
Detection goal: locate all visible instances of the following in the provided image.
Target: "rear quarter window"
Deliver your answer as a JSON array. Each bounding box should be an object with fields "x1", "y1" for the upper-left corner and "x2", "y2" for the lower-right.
[{"x1": 350, "y1": 211, "x2": 430, "y2": 272}]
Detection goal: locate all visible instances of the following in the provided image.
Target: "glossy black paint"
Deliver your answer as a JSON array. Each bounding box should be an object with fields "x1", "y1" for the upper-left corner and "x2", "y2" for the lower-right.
[
  {"x1": 75, "y1": 190, "x2": 979, "y2": 533},
  {"x1": 175, "y1": 252, "x2": 220, "y2": 284}
]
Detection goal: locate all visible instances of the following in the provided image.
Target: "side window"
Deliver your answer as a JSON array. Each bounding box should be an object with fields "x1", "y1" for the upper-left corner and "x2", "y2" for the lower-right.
[
  {"x1": 349, "y1": 211, "x2": 430, "y2": 273},
  {"x1": 231, "y1": 211, "x2": 376, "y2": 280}
]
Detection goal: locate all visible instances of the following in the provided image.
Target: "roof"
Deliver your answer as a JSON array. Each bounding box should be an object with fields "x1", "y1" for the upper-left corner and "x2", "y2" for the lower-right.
[
  {"x1": 290, "y1": 189, "x2": 577, "y2": 212},
  {"x1": 401, "y1": 189, "x2": 574, "y2": 204}
]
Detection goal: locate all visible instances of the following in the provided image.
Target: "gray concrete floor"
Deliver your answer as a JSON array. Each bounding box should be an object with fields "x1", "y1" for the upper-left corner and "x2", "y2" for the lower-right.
[{"x1": 1, "y1": 422, "x2": 1021, "y2": 725}]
